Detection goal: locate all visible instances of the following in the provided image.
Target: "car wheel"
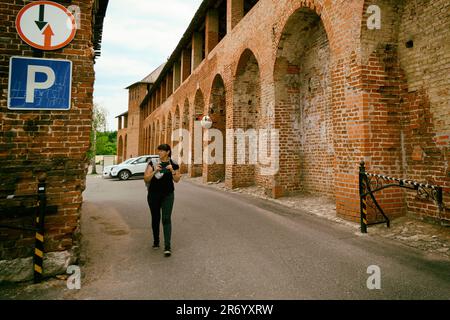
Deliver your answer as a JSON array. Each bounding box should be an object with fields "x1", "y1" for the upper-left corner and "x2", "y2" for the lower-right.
[{"x1": 118, "y1": 170, "x2": 131, "y2": 181}]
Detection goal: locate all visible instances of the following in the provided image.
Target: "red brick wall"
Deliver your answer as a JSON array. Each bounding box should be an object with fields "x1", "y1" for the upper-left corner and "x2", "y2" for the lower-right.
[
  {"x1": 358, "y1": 0, "x2": 450, "y2": 223},
  {"x1": 202, "y1": 75, "x2": 227, "y2": 183},
  {"x1": 359, "y1": 0, "x2": 406, "y2": 221},
  {"x1": 397, "y1": 0, "x2": 450, "y2": 222},
  {"x1": 231, "y1": 50, "x2": 261, "y2": 188},
  {"x1": 125, "y1": 83, "x2": 147, "y2": 159},
  {"x1": 133, "y1": 0, "x2": 449, "y2": 224},
  {"x1": 0, "y1": 0, "x2": 98, "y2": 260},
  {"x1": 274, "y1": 7, "x2": 334, "y2": 197}
]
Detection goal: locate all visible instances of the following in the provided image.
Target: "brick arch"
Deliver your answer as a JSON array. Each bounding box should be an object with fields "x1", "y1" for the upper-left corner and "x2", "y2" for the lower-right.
[
  {"x1": 234, "y1": 48, "x2": 262, "y2": 79},
  {"x1": 160, "y1": 114, "x2": 166, "y2": 146},
  {"x1": 143, "y1": 127, "x2": 147, "y2": 154},
  {"x1": 273, "y1": 0, "x2": 337, "y2": 57},
  {"x1": 174, "y1": 105, "x2": 181, "y2": 132},
  {"x1": 148, "y1": 123, "x2": 151, "y2": 154},
  {"x1": 193, "y1": 89, "x2": 205, "y2": 119},
  {"x1": 148, "y1": 124, "x2": 152, "y2": 154},
  {"x1": 151, "y1": 121, "x2": 156, "y2": 153},
  {"x1": 178, "y1": 98, "x2": 190, "y2": 174},
  {"x1": 166, "y1": 111, "x2": 173, "y2": 146},
  {"x1": 208, "y1": 74, "x2": 227, "y2": 123},
  {"x1": 229, "y1": 48, "x2": 262, "y2": 189},
  {"x1": 155, "y1": 119, "x2": 161, "y2": 148},
  {"x1": 273, "y1": 5, "x2": 334, "y2": 198},
  {"x1": 189, "y1": 89, "x2": 205, "y2": 177},
  {"x1": 182, "y1": 98, "x2": 190, "y2": 131},
  {"x1": 234, "y1": 49, "x2": 261, "y2": 130},
  {"x1": 204, "y1": 73, "x2": 227, "y2": 183},
  {"x1": 172, "y1": 105, "x2": 182, "y2": 164}
]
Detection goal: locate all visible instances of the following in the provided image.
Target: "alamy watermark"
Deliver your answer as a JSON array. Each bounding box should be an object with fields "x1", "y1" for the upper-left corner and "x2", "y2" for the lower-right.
[
  {"x1": 66, "y1": 265, "x2": 81, "y2": 290},
  {"x1": 366, "y1": 265, "x2": 381, "y2": 290},
  {"x1": 170, "y1": 122, "x2": 280, "y2": 175},
  {"x1": 367, "y1": 4, "x2": 381, "y2": 30},
  {"x1": 67, "y1": 5, "x2": 81, "y2": 30}
]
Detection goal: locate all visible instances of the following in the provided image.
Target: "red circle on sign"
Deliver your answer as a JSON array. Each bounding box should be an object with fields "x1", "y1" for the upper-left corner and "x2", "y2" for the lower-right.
[{"x1": 16, "y1": 1, "x2": 77, "y2": 51}]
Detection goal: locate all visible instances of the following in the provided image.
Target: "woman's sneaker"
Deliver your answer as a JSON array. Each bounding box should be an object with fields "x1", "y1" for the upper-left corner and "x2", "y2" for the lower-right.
[
  {"x1": 164, "y1": 249, "x2": 171, "y2": 257},
  {"x1": 152, "y1": 244, "x2": 160, "y2": 250}
]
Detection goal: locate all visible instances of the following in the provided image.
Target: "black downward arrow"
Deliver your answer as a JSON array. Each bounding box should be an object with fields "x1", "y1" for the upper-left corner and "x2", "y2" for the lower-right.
[{"x1": 35, "y1": 4, "x2": 47, "y2": 30}]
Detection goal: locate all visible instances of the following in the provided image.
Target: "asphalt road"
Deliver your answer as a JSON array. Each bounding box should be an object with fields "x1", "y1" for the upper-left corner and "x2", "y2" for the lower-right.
[
  {"x1": 1, "y1": 175, "x2": 449, "y2": 299},
  {"x1": 61, "y1": 175, "x2": 448, "y2": 300}
]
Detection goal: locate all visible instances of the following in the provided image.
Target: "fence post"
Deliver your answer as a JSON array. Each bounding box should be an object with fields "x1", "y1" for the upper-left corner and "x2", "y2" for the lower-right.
[
  {"x1": 359, "y1": 161, "x2": 368, "y2": 233},
  {"x1": 33, "y1": 176, "x2": 46, "y2": 283}
]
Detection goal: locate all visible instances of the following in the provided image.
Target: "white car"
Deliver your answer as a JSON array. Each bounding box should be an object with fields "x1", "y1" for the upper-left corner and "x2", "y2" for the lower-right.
[
  {"x1": 111, "y1": 155, "x2": 159, "y2": 181},
  {"x1": 102, "y1": 157, "x2": 137, "y2": 178}
]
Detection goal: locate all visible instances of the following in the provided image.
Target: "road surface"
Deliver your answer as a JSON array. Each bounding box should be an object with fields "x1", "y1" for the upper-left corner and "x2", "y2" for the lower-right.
[{"x1": 1, "y1": 175, "x2": 449, "y2": 299}]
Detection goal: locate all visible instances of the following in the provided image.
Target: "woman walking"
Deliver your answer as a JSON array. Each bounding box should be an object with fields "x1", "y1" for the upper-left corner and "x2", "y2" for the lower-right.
[{"x1": 144, "y1": 144, "x2": 181, "y2": 257}]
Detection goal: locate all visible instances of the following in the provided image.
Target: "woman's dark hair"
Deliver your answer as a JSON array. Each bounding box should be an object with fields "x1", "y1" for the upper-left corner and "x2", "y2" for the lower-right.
[{"x1": 157, "y1": 144, "x2": 172, "y2": 158}]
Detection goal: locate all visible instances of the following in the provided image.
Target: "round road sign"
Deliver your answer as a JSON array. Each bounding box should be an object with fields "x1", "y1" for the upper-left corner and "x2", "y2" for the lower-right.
[{"x1": 16, "y1": 1, "x2": 77, "y2": 51}]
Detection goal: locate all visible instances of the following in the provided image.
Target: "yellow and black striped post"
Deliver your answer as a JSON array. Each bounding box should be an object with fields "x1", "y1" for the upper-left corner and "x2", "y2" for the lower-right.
[
  {"x1": 33, "y1": 181, "x2": 46, "y2": 283},
  {"x1": 361, "y1": 194, "x2": 368, "y2": 233},
  {"x1": 359, "y1": 161, "x2": 368, "y2": 233}
]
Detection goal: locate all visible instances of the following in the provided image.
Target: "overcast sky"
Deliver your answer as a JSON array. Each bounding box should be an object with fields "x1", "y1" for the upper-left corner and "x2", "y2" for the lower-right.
[{"x1": 93, "y1": 0, "x2": 203, "y2": 131}]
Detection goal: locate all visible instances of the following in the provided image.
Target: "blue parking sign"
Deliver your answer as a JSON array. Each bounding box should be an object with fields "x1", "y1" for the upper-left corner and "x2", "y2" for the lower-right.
[{"x1": 8, "y1": 56, "x2": 72, "y2": 110}]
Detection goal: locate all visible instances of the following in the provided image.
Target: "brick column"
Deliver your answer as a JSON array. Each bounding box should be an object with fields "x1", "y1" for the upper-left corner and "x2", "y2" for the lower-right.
[
  {"x1": 156, "y1": 87, "x2": 160, "y2": 106},
  {"x1": 166, "y1": 73, "x2": 173, "y2": 99},
  {"x1": 206, "y1": 9, "x2": 219, "y2": 56},
  {"x1": 151, "y1": 94, "x2": 155, "y2": 113},
  {"x1": 173, "y1": 59, "x2": 181, "y2": 91},
  {"x1": 181, "y1": 49, "x2": 192, "y2": 82},
  {"x1": 189, "y1": 120, "x2": 203, "y2": 177},
  {"x1": 161, "y1": 78, "x2": 167, "y2": 103},
  {"x1": 227, "y1": 0, "x2": 243, "y2": 33},
  {"x1": 191, "y1": 32, "x2": 204, "y2": 72}
]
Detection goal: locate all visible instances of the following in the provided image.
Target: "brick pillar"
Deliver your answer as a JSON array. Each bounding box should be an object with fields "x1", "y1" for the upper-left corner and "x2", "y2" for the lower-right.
[
  {"x1": 191, "y1": 32, "x2": 204, "y2": 72},
  {"x1": 181, "y1": 49, "x2": 192, "y2": 82},
  {"x1": 206, "y1": 9, "x2": 219, "y2": 56},
  {"x1": 167, "y1": 72, "x2": 173, "y2": 98},
  {"x1": 173, "y1": 60, "x2": 181, "y2": 91},
  {"x1": 227, "y1": 0, "x2": 243, "y2": 33},
  {"x1": 203, "y1": 122, "x2": 226, "y2": 183},
  {"x1": 156, "y1": 87, "x2": 160, "y2": 106},
  {"x1": 161, "y1": 78, "x2": 167, "y2": 103},
  {"x1": 151, "y1": 94, "x2": 155, "y2": 113},
  {"x1": 189, "y1": 120, "x2": 203, "y2": 177}
]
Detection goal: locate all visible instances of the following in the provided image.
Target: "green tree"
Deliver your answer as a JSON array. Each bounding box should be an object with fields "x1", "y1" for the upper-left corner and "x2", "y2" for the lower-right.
[
  {"x1": 96, "y1": 132, "x2": 117, "y2": 155},
  {"x1": 89, "y1": 103, "x2": 107, "y2": 174},
  {"x1": 108, "y1": 131, "x2": 117, "y2": 142}
]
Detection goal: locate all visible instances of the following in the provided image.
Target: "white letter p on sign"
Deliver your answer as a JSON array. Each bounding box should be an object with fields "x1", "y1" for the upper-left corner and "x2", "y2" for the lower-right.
[{"x1": 26, "y1": 65, "x2": 55, "y2": 103}]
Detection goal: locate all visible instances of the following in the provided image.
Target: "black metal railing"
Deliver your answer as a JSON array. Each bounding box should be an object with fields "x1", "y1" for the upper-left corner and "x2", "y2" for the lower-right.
[{"x1": 359, "y1": 161, "x2": 444, "y2": 233}]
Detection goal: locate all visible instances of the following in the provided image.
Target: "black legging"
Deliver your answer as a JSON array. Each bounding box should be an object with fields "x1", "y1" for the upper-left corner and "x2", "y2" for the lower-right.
[{"x1": 147, "y1": 192, "x2": 174, "y2": 250}]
